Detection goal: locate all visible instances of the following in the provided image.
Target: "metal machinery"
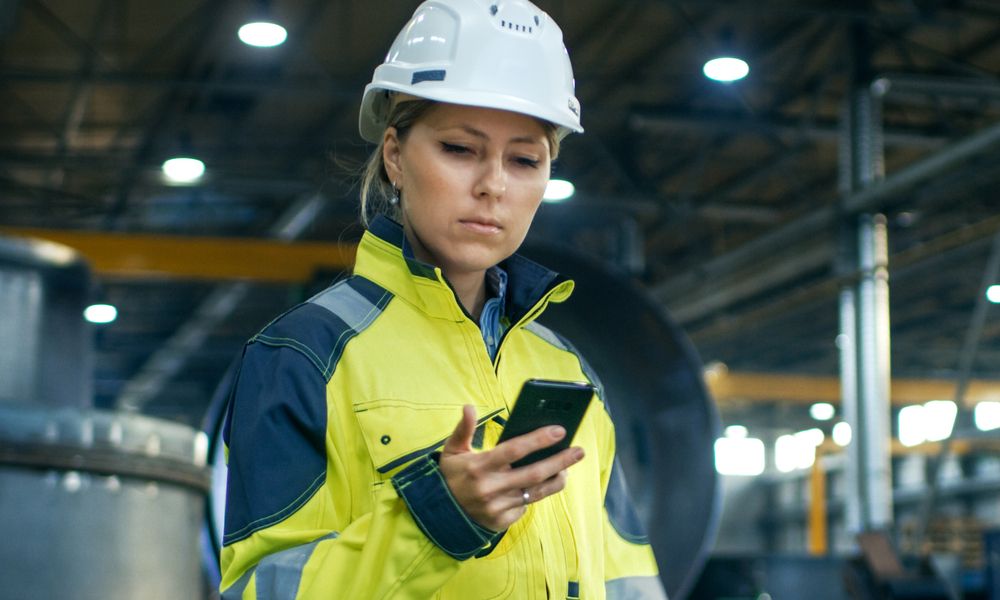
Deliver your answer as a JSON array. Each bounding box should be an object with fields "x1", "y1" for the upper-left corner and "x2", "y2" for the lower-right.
[{"x1": 0, "y1": 235, "x2": 211, "y2": 600}]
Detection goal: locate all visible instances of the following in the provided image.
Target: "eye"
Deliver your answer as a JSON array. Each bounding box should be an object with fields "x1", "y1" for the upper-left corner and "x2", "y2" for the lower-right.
[
  {"x1": 514, "y1": 156, "x2": 540, "y2": 169},
  {"x1": 440, "y1": 142, "x2": 471, "y2": 155}
]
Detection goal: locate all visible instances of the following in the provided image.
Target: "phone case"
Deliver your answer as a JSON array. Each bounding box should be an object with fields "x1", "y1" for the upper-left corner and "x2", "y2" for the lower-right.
[{"x1": 498, "y1": 379, "x2": 595, "y2": 468}]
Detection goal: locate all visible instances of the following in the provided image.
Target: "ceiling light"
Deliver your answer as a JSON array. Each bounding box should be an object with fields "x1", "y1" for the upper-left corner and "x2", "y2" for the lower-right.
[
  {"x1": 162, "y1": 157, "x2": 205, "y2": 184},
  {"x1": 832, "y1": 422, "x2": 852, "y2": 446},
  {"x1": 714, "y1": 437, "x2": 765, "y2": 476},
  {"x1": 975, "y1": 401, "x2": 1000, "y2": 431},
  {"x1": 543, "y1": 179, "x2": 575, "y2": 203},
  {"x1": 703, "y1": 56, "x2": 749, "y2": 82},
  {"x1": 724, "y1": 425, "x2": 748, "y2": 438},
  {"x1": 238, "y1": 21, "x2": 287, "y2": 48},
  {"x1": 987, "y1": 284, "x2": 1000, "y2": 304},
  {"x1": 84, "y1": 303, "x2": 118, "y2": 324},
  {"x1": 809, "y1": 402, "x2": 835, "y2": 421}
]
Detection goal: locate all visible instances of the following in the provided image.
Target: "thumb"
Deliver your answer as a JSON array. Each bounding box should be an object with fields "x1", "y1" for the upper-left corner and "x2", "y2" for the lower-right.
[{"x1": 442, "y1": 404, "x2": 477, "y2": 456}]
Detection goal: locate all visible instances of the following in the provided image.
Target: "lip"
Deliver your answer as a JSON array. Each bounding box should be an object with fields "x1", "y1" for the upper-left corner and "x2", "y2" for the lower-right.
[{"x1": 459, "y1": 218, "x2": 502, "y2": 234}]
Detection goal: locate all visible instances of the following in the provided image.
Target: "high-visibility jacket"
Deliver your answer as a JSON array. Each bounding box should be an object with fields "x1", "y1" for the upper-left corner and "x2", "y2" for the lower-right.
[{"x1": 220, "y1": 216, "x2": 666, "y2": 599}]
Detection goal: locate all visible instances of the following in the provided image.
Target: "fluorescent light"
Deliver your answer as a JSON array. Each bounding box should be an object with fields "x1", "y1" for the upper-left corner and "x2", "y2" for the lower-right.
[
  {"x1": 162, "y1": 157, "x2": 205, "y2": 184},
  {"x1": 975, "y1": 401, "x2": 1000, "y2": 431},
  {"x1": 987, "y1": 285, "x2": 1000, "y2": 304},
  {"x1": 543, "y1": 179, "x2": 574, "y2": 202},
  {"x1": 897, "y1": 400, "x2": 956, "y2": 446},
  {"x1": 724, "y1": 425, "x2": 748, "y2": 438},
  {"x1": 775, "y1": 428, "x2": 824, "y2": 472},
  {"x1": 898, "y1": 405, "x2": 926, "y2": 447},
  {"x1": 714, "y1": 437, "x2": 765, "y2": 476},
  {"x1": 832, "y1": 422, "x2": 852, "y2": 446},
  {"x1": 703, "y1": 56, "x2": 749, "y2": 82},
  {"x1": 924, "y1": 400, "x2": 957, "y2": 442},
  {"x1": 84, "y1": 303, "x2": 118, "y2": 324},
  {"x1": 238, "y1": 21, "x2": 287, "y2": 48},
  {"x1": 810, "y1": 402, "x2": 835, "y2": 421},
  {"x1": 775, "y1": 434, "x2": 798, "y2": 472}
]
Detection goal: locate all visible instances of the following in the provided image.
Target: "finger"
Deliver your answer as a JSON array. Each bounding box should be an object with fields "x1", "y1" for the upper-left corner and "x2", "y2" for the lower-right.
[
  {"x1": 505, "y1": 446, "x2": 584, "y2": 490},
  {"x1": 508, "y1": 470, "x2": 568, "y2": 511},
  {"x1": 526, "y1": 470, "x2": 569, "y2": 504},
  {"x1": 488, "y1": 424, "x2": 567, "y2": 467},
  {"x1": 442, "y1": 404, "x2": 477, "y2": 455}
]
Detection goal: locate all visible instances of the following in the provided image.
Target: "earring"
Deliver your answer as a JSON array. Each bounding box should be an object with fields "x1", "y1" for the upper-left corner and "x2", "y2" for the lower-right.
[{"x1": 390, "y1": 182, "x2": 400, "y2": 206}]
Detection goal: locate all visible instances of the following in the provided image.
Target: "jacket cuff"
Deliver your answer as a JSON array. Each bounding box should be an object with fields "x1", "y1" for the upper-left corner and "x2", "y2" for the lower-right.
[{"x1": 391, "y1": 452, "x2": 502, "y2": 560}]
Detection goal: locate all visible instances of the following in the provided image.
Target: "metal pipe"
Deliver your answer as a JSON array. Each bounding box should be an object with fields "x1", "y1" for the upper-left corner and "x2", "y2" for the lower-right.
[{"x1": 855, "y1": 213, "x2": 893, "y2": 529}]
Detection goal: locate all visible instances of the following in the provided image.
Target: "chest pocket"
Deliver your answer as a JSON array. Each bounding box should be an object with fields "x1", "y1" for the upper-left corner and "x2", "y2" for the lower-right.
[{"x1": 353, "y1": 399, "x2": 460, "y2": 475}]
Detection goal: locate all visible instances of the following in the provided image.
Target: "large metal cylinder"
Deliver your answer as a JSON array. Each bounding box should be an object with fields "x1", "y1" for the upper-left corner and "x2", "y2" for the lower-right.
[
  {"x1": 0, "y1": 235, "x2": 92, "y2": 408},
  {"x1": 0, "y1": 407, "x2": 210, "y2": 600},
  {"x1": 0, "y1": 234, "x2": 211, "y2": 600}
]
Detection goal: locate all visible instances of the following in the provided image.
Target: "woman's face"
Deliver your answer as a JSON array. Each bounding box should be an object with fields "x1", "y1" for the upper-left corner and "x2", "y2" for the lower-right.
[{"x1": 383, "y1": 103, "x2": 551, "y2": 280}]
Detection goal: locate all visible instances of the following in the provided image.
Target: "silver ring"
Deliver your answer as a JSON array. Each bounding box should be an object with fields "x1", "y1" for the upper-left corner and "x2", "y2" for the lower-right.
[{"x1": 522, "y1": 489, "x2": 530, "y2": 505}]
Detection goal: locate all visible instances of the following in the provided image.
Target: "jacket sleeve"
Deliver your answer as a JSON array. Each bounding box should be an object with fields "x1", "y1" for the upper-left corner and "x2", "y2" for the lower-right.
[
  {"x1": 219, "y1": 341, "x2": 498, "y2": 600},
  {"x1": 599, "y1": 407, "x2": 670, "y2": 600}
]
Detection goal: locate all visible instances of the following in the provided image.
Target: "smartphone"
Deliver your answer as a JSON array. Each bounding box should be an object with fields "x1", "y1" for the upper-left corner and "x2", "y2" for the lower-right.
[{"x1": 497, "y1": 379, "x2": 596, "y2": 469}]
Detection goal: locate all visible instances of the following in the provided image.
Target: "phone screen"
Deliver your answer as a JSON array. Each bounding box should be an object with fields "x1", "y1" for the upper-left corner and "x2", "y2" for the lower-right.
[{"x1": 497, "y1": 379, "x2": 595, "y2": 468}]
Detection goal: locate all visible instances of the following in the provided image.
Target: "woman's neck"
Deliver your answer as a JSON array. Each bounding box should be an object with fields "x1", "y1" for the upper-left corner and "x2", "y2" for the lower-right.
[
  {"x1": 448, "y1": 270, "x2": 488, "y2": 321},
  {"x1": 402, "y1": 225, "x2": 489, "y2": 320}
]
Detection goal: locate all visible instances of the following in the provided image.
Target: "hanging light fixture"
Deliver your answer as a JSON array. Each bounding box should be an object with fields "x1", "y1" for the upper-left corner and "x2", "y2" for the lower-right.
[
  {"x1": 238, "y1": 0, "x2": 287, "y2": 48},
  {"x1": 543, "y1": 179, "x2": 575, "y2": 203},
  {"x1": 703, "y1": 56, "x2": 750, "y2": 82},
  {"x1": 161, "y1": 157, "x2": 206, "y2": 184}
]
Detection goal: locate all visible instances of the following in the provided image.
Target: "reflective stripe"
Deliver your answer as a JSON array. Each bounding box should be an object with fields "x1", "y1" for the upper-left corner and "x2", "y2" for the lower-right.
[
  {"x1": 309, "y1": 279, "x2": 378, "y2": 328},
  {"x1": 221, "y1": 567, "x2": 253, "y2": 600},
  {"x1": 523, "y1": 321, "x2": 606, "y2": 399},
  {"x1": 606, "y1": 576, "x2": 669, "y2": 600},
  {"x1": 254, "y1": 532, "x2": 339, "y2": 600}
]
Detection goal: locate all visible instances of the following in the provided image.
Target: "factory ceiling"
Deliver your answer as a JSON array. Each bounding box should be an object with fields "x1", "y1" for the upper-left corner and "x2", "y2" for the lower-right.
[{"x1": 1, "y1": 0, "x2": 999, "y2": 428}]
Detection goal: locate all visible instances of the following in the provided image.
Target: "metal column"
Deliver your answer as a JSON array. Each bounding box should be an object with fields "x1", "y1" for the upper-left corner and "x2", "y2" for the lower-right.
[{"x1": 838, "y1": 26, "x2": 894, "y2": 535}]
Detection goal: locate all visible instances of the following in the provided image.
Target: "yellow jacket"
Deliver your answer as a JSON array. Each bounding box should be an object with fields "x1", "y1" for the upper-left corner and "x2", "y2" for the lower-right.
[{"x1": 220, "y1": 217, "x2": 664, "y2": 599}]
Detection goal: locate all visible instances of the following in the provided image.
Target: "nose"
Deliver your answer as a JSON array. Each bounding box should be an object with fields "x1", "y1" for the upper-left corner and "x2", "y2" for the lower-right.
[{"x1": 473, "y1": 157, "x2": 506, "y2": 200}]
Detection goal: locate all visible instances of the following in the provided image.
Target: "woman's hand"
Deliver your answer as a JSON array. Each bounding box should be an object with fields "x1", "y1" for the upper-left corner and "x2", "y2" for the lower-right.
[{"x1": 438, "y1": 404, "x2": 585, "y2": 532}]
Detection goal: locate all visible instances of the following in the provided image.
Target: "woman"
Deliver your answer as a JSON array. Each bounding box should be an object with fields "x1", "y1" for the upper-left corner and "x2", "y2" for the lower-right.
[{"x1": 220, "y1": 1, "x2": 664, "y2": 598}]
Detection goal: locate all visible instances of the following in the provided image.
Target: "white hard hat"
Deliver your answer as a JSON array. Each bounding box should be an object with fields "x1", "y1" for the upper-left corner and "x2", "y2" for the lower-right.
[{"x1": 359, "y1": 0, "x2": 583, "y2": 143}]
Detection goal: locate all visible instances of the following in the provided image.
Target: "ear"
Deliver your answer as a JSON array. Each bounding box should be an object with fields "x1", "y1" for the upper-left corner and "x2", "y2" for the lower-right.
[{"x1": 382, "y1": 127, "x2": 403, "y2": 186}]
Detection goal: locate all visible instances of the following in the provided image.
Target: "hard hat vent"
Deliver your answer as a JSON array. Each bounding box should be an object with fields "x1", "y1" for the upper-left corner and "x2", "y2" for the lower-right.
[{"x1": 492, "y1": 1, "x2": 542, "y2": 36}]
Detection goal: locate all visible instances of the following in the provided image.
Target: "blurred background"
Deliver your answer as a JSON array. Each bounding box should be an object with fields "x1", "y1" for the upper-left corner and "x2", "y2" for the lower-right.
[{"x1": 1, "y1": 0, "x2": 999, "y2": 598}]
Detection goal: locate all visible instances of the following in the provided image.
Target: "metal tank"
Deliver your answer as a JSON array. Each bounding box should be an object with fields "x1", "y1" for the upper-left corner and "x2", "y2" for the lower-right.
[
  {"x1": 0, "y1": 234, "x2": 211, "y2": 600},
  {"x1": 203, "y1": 244, "x2": 721, "y2": 600},
  {"x1": 0, "y1": 235, "x2": 92, "y2": 408}
]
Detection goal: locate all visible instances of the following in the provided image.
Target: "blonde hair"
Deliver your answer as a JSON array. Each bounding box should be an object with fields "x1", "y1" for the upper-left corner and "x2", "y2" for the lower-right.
[{"x1": 359, "y1": 97, "x2": 562, "y2": 227}]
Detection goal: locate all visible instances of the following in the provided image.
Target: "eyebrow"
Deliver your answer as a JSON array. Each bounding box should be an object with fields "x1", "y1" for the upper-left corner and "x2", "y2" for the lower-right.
[{"x1": 444, "y1": 124, "x2": 544, "y2": 146}]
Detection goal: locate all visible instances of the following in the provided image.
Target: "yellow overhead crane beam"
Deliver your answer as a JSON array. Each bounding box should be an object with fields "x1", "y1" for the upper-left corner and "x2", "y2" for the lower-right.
[
  {"x1": 1, "y1": 227, "x2": 356, "y2": 283},
  {"x1": 707, "y1": 370, "x2": 1000, "y2": 408},
  {"x1": 6, "y1": 227, "x2": 1000, "y2": 408}
]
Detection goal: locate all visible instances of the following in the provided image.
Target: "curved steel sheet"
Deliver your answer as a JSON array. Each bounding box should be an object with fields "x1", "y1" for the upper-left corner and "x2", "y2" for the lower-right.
[{"x1": 523, "y1": 244, "x2": 721, "y2": 600}]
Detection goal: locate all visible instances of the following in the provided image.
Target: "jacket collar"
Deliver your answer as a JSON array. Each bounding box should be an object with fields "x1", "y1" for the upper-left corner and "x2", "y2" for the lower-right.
[{"x1": 355, "y1": 215, "x2": 574, "y2": 323}]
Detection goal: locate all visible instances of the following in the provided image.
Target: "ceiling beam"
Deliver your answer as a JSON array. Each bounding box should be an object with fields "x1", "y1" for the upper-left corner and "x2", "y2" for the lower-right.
[
  {"x1": 0, "y1": 225, "x2": 355, "y2": 283},
  {"x1": 630, "y1": 110, "x2": 949, "y2": 149},
  {"x1": 707, "y1": 371, "x2": 1000, "y2": 408}
]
